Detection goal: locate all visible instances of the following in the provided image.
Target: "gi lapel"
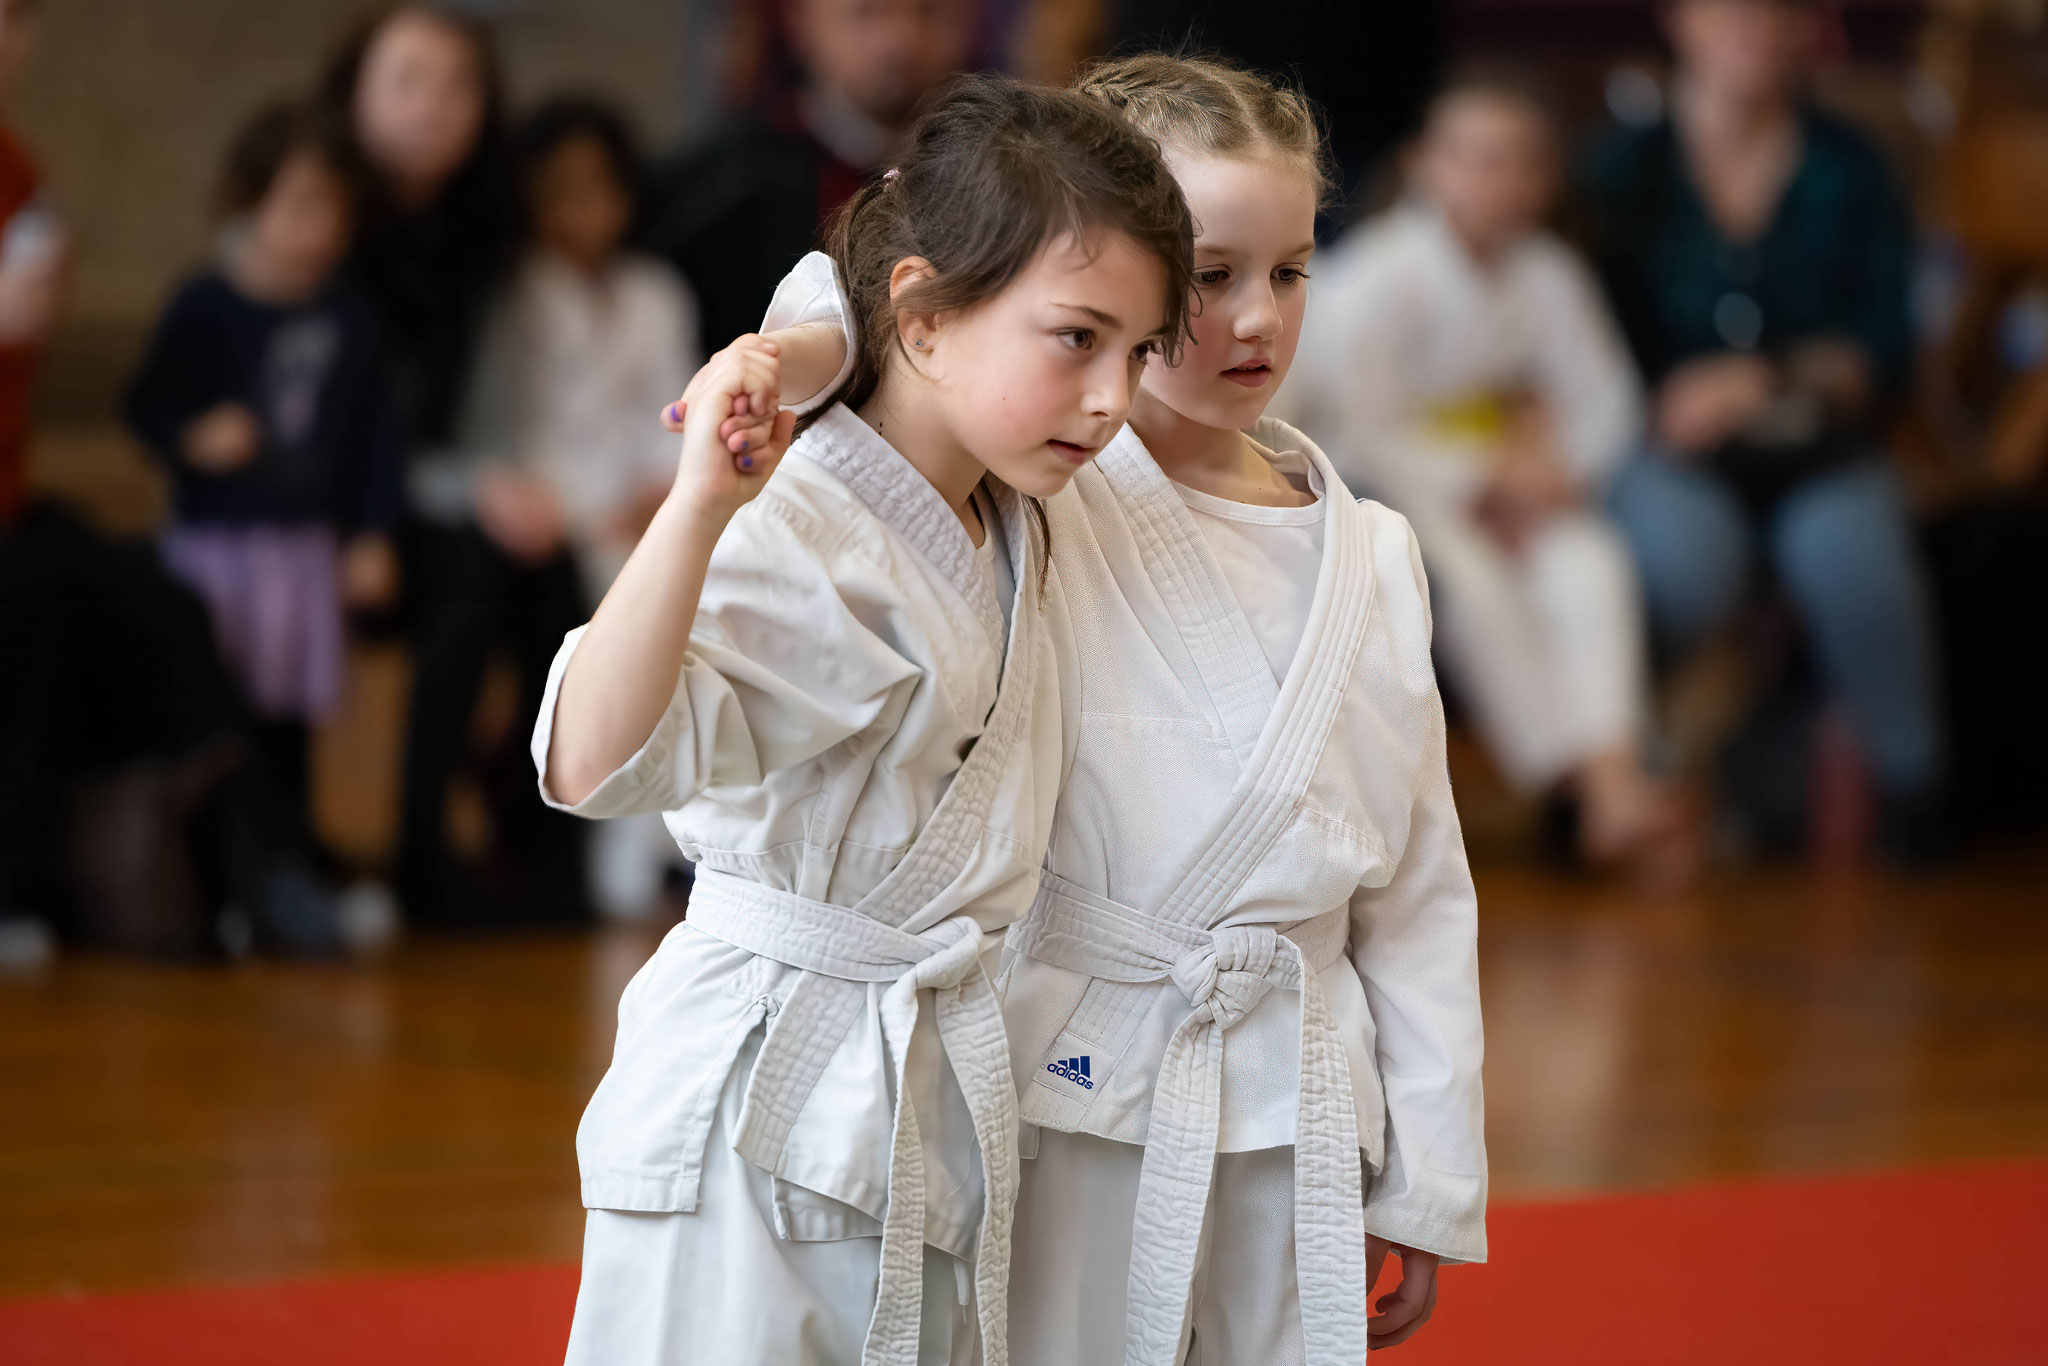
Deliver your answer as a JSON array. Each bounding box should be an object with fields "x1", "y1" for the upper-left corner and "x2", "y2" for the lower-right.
[
  {"x1": 1091, "y1": 427, "x2": 1279, "y2": 771},
  {"x1": 1153, "y1": 419, "x2": 1376, "y2": 931}
]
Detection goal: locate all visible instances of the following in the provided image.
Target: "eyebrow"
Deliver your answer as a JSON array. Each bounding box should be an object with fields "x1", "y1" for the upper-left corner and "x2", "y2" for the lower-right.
[
  {"x1": 1051, "y1": 301, "x2": 1123, "y2": 328},
  {"x1": 1288, "y1": 241, "x2": 1318, "y2": 257}
]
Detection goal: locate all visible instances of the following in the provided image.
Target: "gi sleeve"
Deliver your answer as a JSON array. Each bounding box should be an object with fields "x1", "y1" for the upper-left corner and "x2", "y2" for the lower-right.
[
  {"x1": 531, "y1": 492, "x2": 922, "y2": 819},
  {"x1": 759, "y1": 250, "x2": 854, "y2": 415},
  {"x1": 123, "y1": 278, "x2": 224, "y2": 468},
  {"x1": 1527, "y1": 239, "x2": 1644, "y2": 492},
  {"x1": 1347, "y1": 519, "x2": 1489, "y2": 1265}
]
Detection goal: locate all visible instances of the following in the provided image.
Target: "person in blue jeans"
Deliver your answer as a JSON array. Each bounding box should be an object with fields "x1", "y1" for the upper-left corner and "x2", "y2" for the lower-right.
[{"x1": 1579, "y1": 0, "x2": 1944, "y2": 861}]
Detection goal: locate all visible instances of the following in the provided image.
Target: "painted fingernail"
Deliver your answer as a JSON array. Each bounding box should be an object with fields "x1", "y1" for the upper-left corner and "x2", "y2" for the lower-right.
[
  {"x1": 738, "y1": 455, "x2": 754, "y2": 471},
  {"x1": 666, "y1": 403, "x2": 680, "y2": 422},
  {"x1": 738, "y1": 439, "x2": 749, "y2": 452}
]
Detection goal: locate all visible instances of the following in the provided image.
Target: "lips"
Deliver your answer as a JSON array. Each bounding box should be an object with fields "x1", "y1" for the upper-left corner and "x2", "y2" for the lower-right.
[
  {"x1": 1046, "y1": 438, "x2": 1093, "y2": 465},
  {"x1": 1221, "y1": 359, "x2": 1272, "y2": 388}
]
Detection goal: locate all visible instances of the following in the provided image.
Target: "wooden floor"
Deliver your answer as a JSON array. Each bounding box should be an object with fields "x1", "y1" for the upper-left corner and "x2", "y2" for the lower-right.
[{"x1": 3, "y1": 850, "x2": 2045, "y2": 1301}]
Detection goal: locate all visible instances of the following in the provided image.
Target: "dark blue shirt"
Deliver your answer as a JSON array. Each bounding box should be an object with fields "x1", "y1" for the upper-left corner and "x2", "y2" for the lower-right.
[
  {"x1": 1578, "y1": 107, "x2": 1915, "y2": 404},
  {"x1": 124, "y1": 271, "x2": 406, "y2": 531}
]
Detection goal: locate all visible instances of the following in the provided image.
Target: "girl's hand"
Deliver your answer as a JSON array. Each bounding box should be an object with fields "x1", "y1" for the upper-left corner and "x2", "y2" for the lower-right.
[
  {"x1": 660, "y1": 334, "x2": 786, "y2": 470},
  {"x1": 183, "y1": 403, "x2": 263, "y2": 474},
  {"x1": 655, "y1": 327, "x2": 823, "y2": 464},
  {"x1": 1365, "y1": 1238, "x2": 1440, "y2": 1350},
  {"x1": 667, "y1": 337, "x2": 795, "y2": 522}
]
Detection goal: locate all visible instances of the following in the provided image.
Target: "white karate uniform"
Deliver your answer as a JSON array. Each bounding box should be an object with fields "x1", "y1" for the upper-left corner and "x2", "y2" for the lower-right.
[
  {"x1": 535, "y1": 270, "x2": 1073, "y2": 1360},
  {"x1": 1000, "y1": 420, "x2": 1487, "y2": 1366},
  {"x1": 1280, "y1": 203, "x2": 1649, "y2": 791},
  {"x1": 763, "y1": 252, "x2": 1488, "y2": 1366}
]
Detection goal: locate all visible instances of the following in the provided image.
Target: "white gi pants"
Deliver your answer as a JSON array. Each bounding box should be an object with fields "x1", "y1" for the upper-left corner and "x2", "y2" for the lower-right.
[
  {"x1": 562, "y1": 1025, "x2": 978, "y2": 1366},
  {"x1": 1008, "y1": 1127, "x2": 1307, "y2": 1366},
  {"x1": 1417, "y1": 508, "x2": 1646, "y2": 792}
]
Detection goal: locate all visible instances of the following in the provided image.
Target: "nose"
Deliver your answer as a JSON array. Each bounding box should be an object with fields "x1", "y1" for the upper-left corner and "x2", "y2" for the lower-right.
[
  {"x1": 1236, "y1": 283, "x2": 1281, "y2": 345},
  {"x1": 1085, "y1": 352, "x2": 1134, "y2": 420}
]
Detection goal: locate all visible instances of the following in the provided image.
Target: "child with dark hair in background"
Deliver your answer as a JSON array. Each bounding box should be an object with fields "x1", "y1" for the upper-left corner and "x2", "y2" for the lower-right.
[
  {"x1": 125, "y1": 101, "x2": 405, "y2": 952},
  {"x1": 439, "y1": 95, "x2": 699, "y2": 918}
]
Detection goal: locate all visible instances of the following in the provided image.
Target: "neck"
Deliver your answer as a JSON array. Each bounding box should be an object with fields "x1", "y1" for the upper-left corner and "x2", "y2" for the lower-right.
[
  {"x1": 1434, "y1": 203, "x2": 1514, "y2": 269},
  {"x1": 227, "y1": 239, "x2": 321, "y2": 306},
  {"x1": 1676, "y1": 77, "x2": 1793, "y2": 149},
  {"x1": 541, "y1": 243, "x2": 613, "y2": 281},
  {"x1": 1129, "y1": 388, "x2": 1256, "y2": 481},
  {"x1": 859, "y1": 368, "x2": 988, "y2": 535}
]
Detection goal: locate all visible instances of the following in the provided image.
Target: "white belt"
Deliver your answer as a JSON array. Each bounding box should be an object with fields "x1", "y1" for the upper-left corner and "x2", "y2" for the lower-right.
[
  {"x1": 687, "y1": 869, "x2": 1019, "y2": 1366},
  {"x1": 1010, "y1": 877, "x2": 1369, "y2": 1366}
]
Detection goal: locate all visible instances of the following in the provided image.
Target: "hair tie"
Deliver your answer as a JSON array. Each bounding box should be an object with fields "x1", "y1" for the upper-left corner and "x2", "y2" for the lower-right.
[{"x1": 882, "y1": 167, "x2": 901, "y2": 182}]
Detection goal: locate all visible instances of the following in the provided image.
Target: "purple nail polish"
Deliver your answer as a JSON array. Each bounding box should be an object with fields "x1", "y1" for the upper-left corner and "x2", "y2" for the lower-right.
[
  {"x1": 666, "y1": 403, "x2": 679, "y2": 422},
  {"x1": 738, "y1": 439, "x2": 750, "y2": 452},
  {"x1": 738, "y1": 455, "x2": 755, "y2": 471}
]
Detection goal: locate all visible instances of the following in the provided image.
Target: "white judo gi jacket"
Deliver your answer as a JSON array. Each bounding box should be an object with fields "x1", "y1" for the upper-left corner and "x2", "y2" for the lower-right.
[
  {"x1": 532, "y1": 401, "x2": 1075, "y2": 1366},
  {"x1": 1000, "y1": 420, "x2": 1488, "y2": 1365}
]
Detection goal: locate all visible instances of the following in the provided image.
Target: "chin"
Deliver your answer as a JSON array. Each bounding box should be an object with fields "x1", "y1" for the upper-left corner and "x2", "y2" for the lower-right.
[
  {"x1": 986, "y1": 452, "x2": 1087, "y2": 499},
  {"x1": 1193, "y1": 389, "x2": 1270, "y2": 432}
]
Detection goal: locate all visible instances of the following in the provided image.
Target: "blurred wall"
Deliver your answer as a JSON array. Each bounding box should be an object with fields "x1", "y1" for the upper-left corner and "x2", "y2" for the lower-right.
[{"x1": 14, "y1": 0, "x2": 688, "y2": 424}]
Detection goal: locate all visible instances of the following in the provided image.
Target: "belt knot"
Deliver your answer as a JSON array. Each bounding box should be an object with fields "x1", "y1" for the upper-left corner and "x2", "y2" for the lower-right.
[
  {"x1": 908, "y1": 915, "x2": 985, "y2": 991},
  {"x1": 1169, "y1": 925, "x2": 1281, "y2": 1029}
]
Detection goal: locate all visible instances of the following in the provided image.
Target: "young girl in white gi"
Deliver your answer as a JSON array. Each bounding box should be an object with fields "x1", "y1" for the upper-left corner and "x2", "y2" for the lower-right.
[
  {"x1": 535, "y1": 75, "x2": 1193, "y2": 1366},
  {"x1": 744, "y1": 53, "x2": 1488, "y2": 1366},
  {"x1": 1283, "y1": 74, "x2": 1690, "y2": 878}
]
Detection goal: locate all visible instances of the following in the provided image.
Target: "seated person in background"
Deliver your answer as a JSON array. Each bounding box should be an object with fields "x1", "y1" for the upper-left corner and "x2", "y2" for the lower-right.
[
  {"x1": 643, "y1": 0, "x2": 974, "y2": 353},
  {"x1": 124, "y1": 102, "x2": 404, "y2": 934},
  {"x1": 436, "y1": 96, "x2": 699, "y2": 918},
  {"x1": 1284, "y1": 72, "x2": 1689, "y2": 877},
  {"x1": 1580, "y1": 0, "x2": 1945, "y2": 863}
]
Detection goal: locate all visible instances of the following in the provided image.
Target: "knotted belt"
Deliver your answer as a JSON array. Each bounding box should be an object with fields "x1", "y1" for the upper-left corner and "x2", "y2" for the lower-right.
[
  {"x1": 1010, "y1": 875, "x2": 1369, "y2": 1366},
  {"x1": 687, "y1": 869, "x2": 1019, "y2": 1366}
]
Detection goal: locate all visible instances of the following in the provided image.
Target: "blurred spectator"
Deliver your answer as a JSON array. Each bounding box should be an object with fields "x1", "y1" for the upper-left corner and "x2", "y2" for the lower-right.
[
  {"x1": 645, "y1": 0, "x2": 975, "y2": 352},
  {"x1": 447, "y1": 96, "x2": 699, "y2": 919},
  {"x1": 123, "y1": 103, "x2": 405, "y2": 886},
  {"x1": 1579, "y1": 0, "x2": 1946, "y2": 861},
  {"x1": 317, "y1": 2, "x2": 517, "y2": 456},
  {"x1": 3, "y1": 5, "x2": 350, "y2": 964},
  {"x1": 320, "y1": 5, "x2": 584, "y2": 924},
  {"x1": 1286, "y1": 74, "x2": 1688, "y2": 878},
  {"x1": 0, "y1": 0, "x2": 60, "y2": 528}
]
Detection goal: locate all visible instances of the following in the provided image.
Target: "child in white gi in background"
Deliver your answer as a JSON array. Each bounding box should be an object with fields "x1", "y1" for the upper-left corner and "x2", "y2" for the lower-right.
[
  {"x1": 1282, "y1": 73, "x2": 1690, "y2": 878},
  {"x1": 536, "y1": 75, "x2": 1194, "y2": 1366},
  {"x1": 746, "y1": 53, "x2": 1489, "y2": 1366},
  {"x1": 456, "y1": 97, "x2": 700, "y2": 920}
]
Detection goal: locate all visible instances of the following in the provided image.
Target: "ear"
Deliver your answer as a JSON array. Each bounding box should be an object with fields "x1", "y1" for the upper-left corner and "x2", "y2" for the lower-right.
[{"x1": 889, "y1": 255, "x2": 941, "y2": 357}]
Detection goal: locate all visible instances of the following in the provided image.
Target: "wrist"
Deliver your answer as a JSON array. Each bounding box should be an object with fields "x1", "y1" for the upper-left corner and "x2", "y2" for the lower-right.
[{"x1": 656, "y1": 483, "x2": 737, "y2": 538}]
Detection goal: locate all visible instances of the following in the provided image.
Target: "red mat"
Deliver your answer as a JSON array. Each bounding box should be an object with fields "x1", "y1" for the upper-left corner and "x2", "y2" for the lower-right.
[{"x1": 3, "y1": 1163, "x2": 2041, "y2": 1364}]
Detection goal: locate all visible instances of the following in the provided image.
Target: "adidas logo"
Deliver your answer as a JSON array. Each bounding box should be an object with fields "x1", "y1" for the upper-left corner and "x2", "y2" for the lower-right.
[{"x1": 1045, "y1": 1055, "x2": 1094, "y2": 1090}]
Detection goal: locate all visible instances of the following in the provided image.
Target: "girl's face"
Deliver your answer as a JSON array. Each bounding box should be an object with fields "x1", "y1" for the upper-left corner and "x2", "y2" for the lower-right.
[
  {"x1": 914, "y1": 229, "x2": 1171, "y2": 497},
  {"x1": 1138, "y1": 150, "x2": 1318, "y2": 435},
  {"x1": 531, "y1": 134, "x2": 631, "y2": 273},
  {"x1": 354, "y1": 10, "x2": 486, "y2": 202},
  {"x1": 249, "y1": 153, "x2": 352, "y2": 295}
]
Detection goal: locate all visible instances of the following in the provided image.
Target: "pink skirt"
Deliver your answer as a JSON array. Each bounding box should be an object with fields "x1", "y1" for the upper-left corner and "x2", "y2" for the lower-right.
[{"x1": 160, "y1": 523, "x2": 345, "y2": 721}]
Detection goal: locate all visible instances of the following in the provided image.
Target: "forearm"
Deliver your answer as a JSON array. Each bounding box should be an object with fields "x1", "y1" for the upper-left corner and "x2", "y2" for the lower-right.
[
  {"x1": 544, "y1": 491, "x2": 728, "y2": 805},
  {"x1": 762, "y1": 321, "x2": 848, "y2": 410}
]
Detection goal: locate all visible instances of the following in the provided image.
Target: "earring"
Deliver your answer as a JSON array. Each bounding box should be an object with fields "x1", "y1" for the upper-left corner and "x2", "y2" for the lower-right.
[{"x1": 912, "y1": 337, "x2": 926, "y2": 349}]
